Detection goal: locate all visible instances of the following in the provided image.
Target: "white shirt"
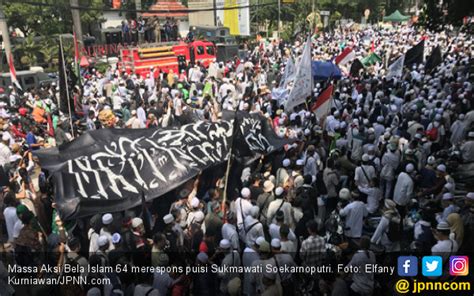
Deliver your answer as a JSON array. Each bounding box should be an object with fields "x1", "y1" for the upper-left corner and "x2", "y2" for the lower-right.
[
  {"x1": 340, "y1": 201, "x2": 368, "y2": 238},
  {"x1": 137, "y1": 106, "x2": 147, "y2": 125},
  {"x1": 0, "y1": 142, "x2": 11, "y2": 166},
  {"x1": 393, "y1": 172, "x2": 414, "y2": 206},
  {"x1": 233, "y1": 197, "x2": 252, "y2": 227},
  {"x1": 266, "y1": 199, "x2": 293, "y2": 227},
  {"x1": 354, "y1": 165, "x2": 376, "y2": 187},
  {"x1": 222, "y1": 223, "x2": 239, "y2": 250},
  {"x1": 358, "y1": 186, "x2": 382, "y2": 214},
  {"x1": 3, "y1": 207, "x2": 19, "y2": 242},
  {"x1": 242, "y1": 216, "x2": 264, "y2": 248}
]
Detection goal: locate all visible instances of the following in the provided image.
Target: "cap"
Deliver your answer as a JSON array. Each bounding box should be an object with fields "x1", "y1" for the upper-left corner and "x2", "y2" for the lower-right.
[
  {"x1": 219, "y1": 239, "x2": 231, "y2": 249},
  {"x1": 97, "y1": 235, "x2": 109, "y2": 247},
  {"x1": 197, "y1": 252, "x2": 208, "y2": 263},
  {"x1": 436, "y1": 221, "x2": 450, "y2": 231},
  {"x1": 339, "y1": 188, "x2": 351, "y2": 200},
  {"x1": 436, "y1": 164, "x2": 446, "y2": 172},
  {"x1": 194, "y1": 211, "x2": 205, "y2": 223},
  {"x1": 255, "y1": 236, "x2": 266, "y2": 246},
  {"x1": 466, "y1": 192, "x2": 474, "y2": 200},
  {"x1": 102, "y1": 213, "x2": 113, "y2": 225},
  {"x1": 427, "y1": 156, "x2": 436, "y2": 165},
  {"x1": 163, "y1": 214, "x2": 174, "y2": 224},
  {"x1": 406, "y1": 163, "x2": 415, "y2": 173},
  {"x1": 469, "y1": 131, "x2": 474, "y2": 138},
  {"x1": 271, "y1": 238, "x2": 281, "y2": 248},
  {"x1": 191, "y1": 197, "x2": 200, "y2": 208},
  {"x1": 282, "y1": 159, "x2": 291, "y2": 167},
  {"x1": 444, "y1": 182, "x2": 453, "y2": 191},
  {"x1": 296, "y1": 159, "x2": 304, "y2": 166},
  {"x1": 241, "y1": 187, "x2": 251, "y2": 199},
  {"x1": 132, "y1": 217, "x2": 143, "y2": 228},
  {"x1": 258, "y1": 241, "x2": 270, "y2": 253},
  {"x1": 131, "y1": 110, "x2": 137, "y2": 115},
  {"x1": 112, "y1": 233, "x2": 121, "y2": 244},
  {"x1": 362, "y1": 154, "x2": 370, "y2": 162},
  {"x1": 275, "y1": 187, "x2": 284, "y2": 196},
  {"x1": 263, "y1": 180, "x2": 275, "y2": 193},
  {"x1": 442, "y1": 193, "x2": 454, "y2": 200}
]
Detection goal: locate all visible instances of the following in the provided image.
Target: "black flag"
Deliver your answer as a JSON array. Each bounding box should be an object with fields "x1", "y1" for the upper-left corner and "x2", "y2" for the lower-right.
[
  {"x1": 350, "y1": 59, "x2": 364, "y2": 77},
  {"x1": 404, "y1": 40, "x2": 425, "y2": 69},
  {"x1": 35, "y1": 113, "x2": 290, "y2": 220},
  {"x1": 58, "y1": 40, "x2": 77, "y2": 115},
  {"x1": 425, "y1": 46, "x2": 442, "y2": 74}
]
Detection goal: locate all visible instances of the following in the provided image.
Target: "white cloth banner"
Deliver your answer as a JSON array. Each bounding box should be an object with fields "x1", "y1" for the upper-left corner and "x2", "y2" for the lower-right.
[{"x1": 285, "y1": 37, "x2": 313, "y2": 111}]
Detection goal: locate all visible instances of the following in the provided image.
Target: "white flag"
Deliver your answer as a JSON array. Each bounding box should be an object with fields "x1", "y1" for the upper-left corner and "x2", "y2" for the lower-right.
[
  {"x1": 285, "y1": 37, "x2": 313, "y2": 111},
  {"x1": 386, "y1": 54, "x2": 405, "y2": 80},
  {"x1": 279, "y1": 57, "x2": 296, "y2": 88}
]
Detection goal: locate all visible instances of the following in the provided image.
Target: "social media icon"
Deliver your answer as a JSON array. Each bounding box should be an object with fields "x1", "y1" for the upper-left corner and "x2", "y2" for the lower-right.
[
  {"x1": 450, "y1": 256, "x2": 469, "y2": 276},
  {"x1": 422, "y1": 256, "x2": 442, "y2": 276},
  {"x1": 398, "y1": 256, "x2": 418, "y2": 276}
]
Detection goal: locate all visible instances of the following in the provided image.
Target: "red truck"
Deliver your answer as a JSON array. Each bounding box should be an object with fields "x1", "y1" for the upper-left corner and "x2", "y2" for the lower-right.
[{"x1": 119, "y1": 40, "x2": 216, "y2": 78}]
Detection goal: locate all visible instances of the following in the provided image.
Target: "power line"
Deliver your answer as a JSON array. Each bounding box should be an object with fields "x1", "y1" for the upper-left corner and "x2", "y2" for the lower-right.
[{"x1": 7, "y1": 0, "x2": 279, "y2": 14}]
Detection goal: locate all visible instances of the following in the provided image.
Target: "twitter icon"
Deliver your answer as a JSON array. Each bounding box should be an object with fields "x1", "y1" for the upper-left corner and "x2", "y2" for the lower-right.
[{"x1": 422, "y1": 256, "x2": 443, "y2": 277}]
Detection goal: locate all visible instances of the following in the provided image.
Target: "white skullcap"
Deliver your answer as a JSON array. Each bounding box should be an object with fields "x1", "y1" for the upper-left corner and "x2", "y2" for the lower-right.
[
  {"x1": 2, "y1": 134, "x2": 9, "y2": 141},
  {"x1": 469, "y1": 131, "x2": 474, "y2": 138},
  {"x1": 271, "y1": 238, "x2": 281, "y2": 248},
  {"x1": 97, "y1": 235, "x2": 109, "y2": 247},
  {"x1": 219, "y1": 239, "x2": 231, "y2": 249},
  {"x1": 466, "y1": 192, "x2": 474, "y2": 200},
  {"x1": 296, "y1": 159, "x2": 304, "y2": 166},
  {"x1": 132, "y1": 217, "x2": 143, "y2": 228},
  {"x1": 197, "y1": 252, "x2": 208, "y2": 263},
  {"x1": 87, "y1": 288, "x2": 101, "y2": 296},
  {"x1": 241, "y1": 187, "x2": 251, "y2": 198},
  {"x1": 377, "y1": 116, "x2": 384, "y2": 123},
  {"x1": 112, "y1": 233, "x2": 121, "y2": 244},
  {"x1": 255, "y1": 236, "x2": 266, "y2": 246},
  {"x1": 436, "y1": 164, "x2": 446, "y2": 172},
  {"x1": 163, "y1": 214, "x2": 174, "y2": 224},
  {"x1": 406, "y1": 163, "x2": 415, "y2": 173},
  {"x1": 102, "y1": 213, "x2": 113, "y2": 225},
  {"x1": 362, "y1": 154, "x2": 370, "y2": 162},
  {"x1": 442, "y1": 193, "x2": 454, "y2": 200},
  {"x1": 282, "y1": 159, "x2": 291, "y2": 167},
  {"x1": 194, "y1": 211, "x2": 205, "y2": 223},
  {"x1": 275, "y1": 187, "x2": 284, "y2": 196},
  {"x1": 427, "y1": 156, "x2": 436, "y2": 165},
  {"x1": 191, "y1": 197, "x2": 200, "y2": 208},
  {"x1": 444, "y1": 182, "x2": 453, "y2": 191},
  {"x1": 339, "y1": 188, "x2": 351, "y2": 200}
]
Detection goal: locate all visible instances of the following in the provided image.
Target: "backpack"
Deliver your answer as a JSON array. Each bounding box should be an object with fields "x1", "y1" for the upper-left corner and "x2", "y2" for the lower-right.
[{"x1": 387, "y1": 219, "x2": 401, "y2": 242}]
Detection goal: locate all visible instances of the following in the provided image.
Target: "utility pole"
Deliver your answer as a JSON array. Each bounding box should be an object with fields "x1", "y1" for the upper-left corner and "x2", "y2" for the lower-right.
[
  {"x1": 70, "y1": 0, "x2": 83, "y2": 50},
  {"x1": 278, "y1": 0, "x2": 280, "y2": 38},
  {"x1": 0, "y1": 0, "x2": 13, "y2": 70}
]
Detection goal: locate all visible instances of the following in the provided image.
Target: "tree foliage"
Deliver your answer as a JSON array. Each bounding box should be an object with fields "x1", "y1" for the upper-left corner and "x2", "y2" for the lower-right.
[{"x1": 4, "y1": 0, "x2": 105, "y2": 37}]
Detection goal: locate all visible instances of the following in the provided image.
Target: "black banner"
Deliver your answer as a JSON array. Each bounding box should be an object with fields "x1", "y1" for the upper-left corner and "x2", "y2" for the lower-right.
[{"x1": 35, "y1": 112, "x2": 289, "y2": 220}]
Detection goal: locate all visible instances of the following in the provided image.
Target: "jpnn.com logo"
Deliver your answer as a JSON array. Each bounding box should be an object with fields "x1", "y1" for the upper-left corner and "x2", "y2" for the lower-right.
[{"x1": 395, "y1": 279, "x2": 471, "y2": 294}]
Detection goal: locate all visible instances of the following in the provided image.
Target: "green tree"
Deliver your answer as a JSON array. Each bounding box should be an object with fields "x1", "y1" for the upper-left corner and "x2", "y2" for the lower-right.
[
  {"x1": 14, "y1": 35, "x2": 39, "y2": 67},
  {"x1": 39, "y1": 39, "x2": 59, "y2": 70},
  {"x1": 4, "y1": 1, "x2": 105, "y2": 37}
]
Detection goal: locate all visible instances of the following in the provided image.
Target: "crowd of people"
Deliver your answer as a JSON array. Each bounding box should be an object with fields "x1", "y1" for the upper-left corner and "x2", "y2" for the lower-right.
[
  {"x1": 120, "y1": 17, "x2": 180, "y2": 45},
  {"x1": 0, "y1": 24, "x2": 473, "y2": 296}
]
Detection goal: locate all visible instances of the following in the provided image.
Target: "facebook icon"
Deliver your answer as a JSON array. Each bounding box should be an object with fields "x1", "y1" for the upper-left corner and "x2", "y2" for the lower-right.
[{"x1": 398, "y1": 256, "x2": 418, "y2": 276}]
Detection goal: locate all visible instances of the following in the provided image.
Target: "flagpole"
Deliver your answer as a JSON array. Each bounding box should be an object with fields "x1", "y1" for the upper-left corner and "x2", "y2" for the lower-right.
[
  {"x1": 59, "y1": 35, "x2": 75, "y2": 137},
  {"x1": 277, "y1": 0, "x2": 281, "y2": 39}
]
